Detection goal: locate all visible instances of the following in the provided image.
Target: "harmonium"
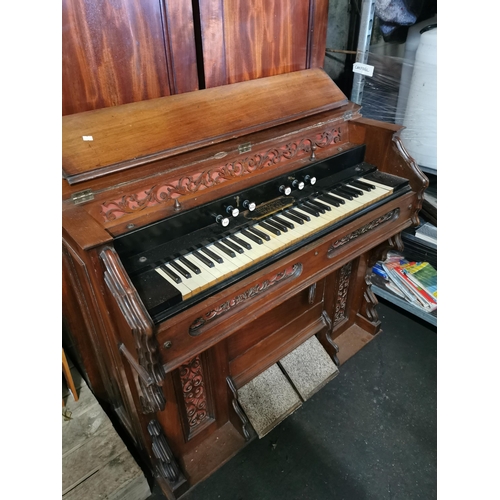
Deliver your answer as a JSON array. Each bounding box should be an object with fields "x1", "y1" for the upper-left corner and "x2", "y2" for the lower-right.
[{"x1": 62, "y1": 3, "x2": 428, "y2": 498}]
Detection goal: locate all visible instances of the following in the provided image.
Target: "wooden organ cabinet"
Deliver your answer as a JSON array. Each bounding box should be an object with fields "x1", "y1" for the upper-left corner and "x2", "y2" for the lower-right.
[{"x1": 62, "y1": 1, "x2": 428, "y2": 498}]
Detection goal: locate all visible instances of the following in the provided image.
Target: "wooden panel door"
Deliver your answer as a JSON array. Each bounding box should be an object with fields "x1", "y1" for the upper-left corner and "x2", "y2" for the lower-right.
[
  {"x1": 62, "y1": 0, "x2": 199, "y2": 115},
  {"x1": 199, "y1": 0, "x2": 329, "y2": 88}
]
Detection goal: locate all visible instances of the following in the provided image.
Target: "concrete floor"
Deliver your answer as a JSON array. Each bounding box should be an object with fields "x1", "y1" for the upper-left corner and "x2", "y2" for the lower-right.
[{"x1": 146, "y1": 300, "x2": 437, "y2": 500}]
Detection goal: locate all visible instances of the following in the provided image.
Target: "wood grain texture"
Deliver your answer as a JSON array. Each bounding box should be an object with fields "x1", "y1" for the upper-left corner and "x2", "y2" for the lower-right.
[
  {"x1": 201, "y1": 0, "x2": 315, "y2": 87},
  {"x1": 62, "y1": 68, "x2": 347, "y2": 183},
  {"x1": 62, "y1": 0, "x2": 198, "y2": 116}
]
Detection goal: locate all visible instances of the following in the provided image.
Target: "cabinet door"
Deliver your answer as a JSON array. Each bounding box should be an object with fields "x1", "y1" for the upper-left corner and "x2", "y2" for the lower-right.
[
  {"x1": 62, "y1": 0, "x2": 199, "y2": 115},
  {"x1": 199, "y1": 0, "x2": 328, "y2": 88}
]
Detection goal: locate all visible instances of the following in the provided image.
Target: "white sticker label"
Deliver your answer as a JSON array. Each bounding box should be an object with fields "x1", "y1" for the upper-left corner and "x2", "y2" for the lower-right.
[
  {"x1": 353, "y1": 63, "x2": 374, "y2": 77},
  {"x1": 82, "y1": 135, "x2": 93, "y2": 141}
]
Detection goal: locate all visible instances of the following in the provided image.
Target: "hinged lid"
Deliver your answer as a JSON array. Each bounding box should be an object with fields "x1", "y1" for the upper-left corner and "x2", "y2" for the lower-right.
[{"x1": 62, "y1": 69, "x2": 349, "y2": 185}]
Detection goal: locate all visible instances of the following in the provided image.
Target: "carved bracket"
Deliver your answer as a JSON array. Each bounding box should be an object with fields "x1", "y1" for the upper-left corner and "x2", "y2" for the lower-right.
[
  {"x1": 147, "y1": 420, "x2": 182, "y2": 483},
  {"x1": 189, "y1": 263, "x2": 303, "y2": 335},
  {"x1": 100, "y1": 247, "x2": 166, "y2": 413},
  {"x1": 226, "y1": 376, "x2": 251, "y2": 441},
  {"x1": 393, "y1": 135, "x2": 429, "y2": 226}
]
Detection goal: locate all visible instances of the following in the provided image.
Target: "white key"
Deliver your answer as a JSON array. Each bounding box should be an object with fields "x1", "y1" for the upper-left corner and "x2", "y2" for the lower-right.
[
  {"x1": 172, "y1": 257, "x2": 216, "y2": 293},
  {"x1": 188, "y1": 252, "x2": 224, "y2": 282},
  {"x1": 231, "y1": 231, "x2": 272, "y2": 263},
  {"x1": 155, "y1": 267, "x2": 193, "y2": 299},
  {"x1": 358, "y1": 177, "x2": 394, "y2": 193}
]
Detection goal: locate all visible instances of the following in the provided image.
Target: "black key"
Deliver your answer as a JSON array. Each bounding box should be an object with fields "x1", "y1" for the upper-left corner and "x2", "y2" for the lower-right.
[
  {"x1": 266, "y1": 218, "x2": 288, "y2": 232},
  {"x1": 341, "y1": 184, "x2": 363, "y2": 196},
  {"x1": 351, "y1": 179, "x2": 375, "y2": 191},
  {"x1": 273, "y1": 215, "x2": 294, "y2": 229},
  {"x1": 281, "y1": 211, "x2": 303, "y2": 225},
  {"x1": 247, "y1": 226, "x2": 271, "y2": 241},
  {"x1": 320, "y1": 193, "x2": 343, "y2": 206},
  {"x1": 298, "y1": 204, "x2": 320, "y2": 217},
  {"x1": 241, "y1": 229, "x2": 263, "y2": 244},
  {"x1": 214, "y1": 241, "x2": 236, "y2": 258},
  {"x1": 222, "y1": 238, "x2": 245, "y2": 254},
  {"x1": 169, "y1": 260, "x2": 191, "y2": 279},
  {"x1": 179, "y1": 255, "x2": 201, "y2": 274},
  {"x1": 161, "y1": 264, "x2": 182, "y2": 284},
  {"x1": 259, "y1": 221, "x2": 281, "y2": 236},
  {"x1": 229, "y1": 234, "x2": 252, "y2": 250},
  {"x1": 322, "y1": 193, "x2": 345, "y2": 205},
  {"x1": 331, "y1": 188, "x2": 353, "y2": 200},
  {"x1": 192, "y1": 250, "x2": 214, "y2": 268},
  {"x1": 307, "y1": 199, "x2": 331, "y2": 212},
  {"x1": 288, "y1": 208, "x2": 310, "y2": 222},
  {"x1": 303, "y1": 201, "x2": 325, "y2": 214},
  {"x1": 336, "y1": 186, "x2": 357, "y2": 198},
  {"x1": 200, "y1": 247, "x2": 224, "y2": 264}
]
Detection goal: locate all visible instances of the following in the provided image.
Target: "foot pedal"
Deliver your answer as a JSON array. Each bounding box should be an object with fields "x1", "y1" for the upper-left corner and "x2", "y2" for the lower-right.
[
  {"x1": 279, "y1": 335, "x2": 339, "y2": 401},
  {"x1": 237, "y1": 363, "x2": 302, "y2": 438}
]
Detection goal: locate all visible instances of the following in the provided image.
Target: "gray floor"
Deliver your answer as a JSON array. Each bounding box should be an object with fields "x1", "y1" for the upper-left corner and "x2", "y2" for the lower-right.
[{"x1": 146, "y1": 300, "x2": 437, "y2": 500}]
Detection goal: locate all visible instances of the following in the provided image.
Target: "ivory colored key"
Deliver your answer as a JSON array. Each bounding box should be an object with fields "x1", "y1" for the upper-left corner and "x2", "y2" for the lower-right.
[
  {"x1": 231, "y1": 231, "x2": 272, "y2": 262},
  {"x1": 163, "y1": 262, "x2": 204, "y2": 295},
  {"x1": 344, "y1": 183, "x2": 392, "y2": 207},
  {"x1": 172, "y1": 257, "x2": 217, "y2": 292},
  {"x1": 187, "y1": 252, "x2": 224, "y2": 282},
  {"x1": 358, "y1": 177, "x2": 394, "y2": 192},
  {"x1": 155, "y1": 267, "x2": 194, "y2": 299},
  {"x1": 205, "y1": 243, "x2": 251, "y2": 277}
]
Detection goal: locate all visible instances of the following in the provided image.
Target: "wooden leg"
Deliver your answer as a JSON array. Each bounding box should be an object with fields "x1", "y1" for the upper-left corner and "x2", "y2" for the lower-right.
[{"x1": 62, "y1": 348, "x2": 79, "y2": 402}]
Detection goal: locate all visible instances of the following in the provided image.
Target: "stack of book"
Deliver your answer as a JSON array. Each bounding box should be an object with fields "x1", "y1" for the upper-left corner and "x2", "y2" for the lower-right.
[{"x1": 373, "y1": 252, "x2": 437, "y2": 313}]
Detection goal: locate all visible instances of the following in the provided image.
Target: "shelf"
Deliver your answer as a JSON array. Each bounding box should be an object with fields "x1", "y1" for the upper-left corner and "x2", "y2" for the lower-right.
[{"x1": 371, "y1": 282, "x2": 437, "y2": 327}]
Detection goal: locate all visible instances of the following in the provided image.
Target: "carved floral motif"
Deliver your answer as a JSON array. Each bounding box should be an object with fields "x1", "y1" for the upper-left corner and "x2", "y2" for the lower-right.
[
  {"x1": 179, "y1": 356, "x2": 209, "y2": 429},
  {"x1": 189, "y1": 263, "x2": 303, "y2": 334},
  {"x1": 327, "y1": 209, "x2": 399, "y2": 256},
  {"x1": 100, "y1": 128, "x2": 342, "y2": 221}
]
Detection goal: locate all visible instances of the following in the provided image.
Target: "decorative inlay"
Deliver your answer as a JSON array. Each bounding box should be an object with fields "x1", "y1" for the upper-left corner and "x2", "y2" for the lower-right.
[
  {"x1": 327, "y1": 209, "x2": 399, "y2": 256},
  {"x1": 100, "y1": 127, "x2": 342, "y2": 221},
  {"x1": 147, "y1": 420, "x2": 181, "y2": 483},
  {"x1": 334, "y1": 262, "x2": 352, "y2": 325},
  {"x1": 189, "y1": 263, "x2": 303, "y2": 335},
  {"x1": 179, "y1": 356, "x2": 209, "y2": 429}
]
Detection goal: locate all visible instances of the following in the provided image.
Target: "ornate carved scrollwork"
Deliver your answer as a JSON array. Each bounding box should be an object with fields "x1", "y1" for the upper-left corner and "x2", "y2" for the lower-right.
[
  {"x1": 322, "y1": 311, "x2": 340, "y2": 367},
  {"x1": 179, "y1": 356, "x2": 210, "y2": 431},
  {"x1": 363, "y1": 272, "x2": 379, "y2": 324},
  {"x1": 327, "y1": 209, "x2": 399, "y2": 256},
  {"x1": 147, "y1": 420, "x2": 182, "y2": 483},
  {"x1": 334, "y1": 262, "x2": 352, "y2": 326},
  {"x1": 100, "y1": 247, "x2": 166, "y2": 413},
  {"x1": 226, "y1": 376, "x2": 251, "y2": 441},
  {"x1": 100, "y1": 127, "x2": 343, "y2": 222},
  {"x1": 393, "y1": 135, "x2": 429, "y2": 226},
  {"x1": 189, "y1": 263, "x2": 303, "y2": 335}
]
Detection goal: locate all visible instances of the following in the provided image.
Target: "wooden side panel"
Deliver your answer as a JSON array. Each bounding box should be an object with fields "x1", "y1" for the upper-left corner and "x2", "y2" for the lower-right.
[
  {"x1": 62, "y1": 0, "x2": 198, "y2": 116},
  {"x1": 200, "y1": 0, "x2": 328, "y2": 88}
]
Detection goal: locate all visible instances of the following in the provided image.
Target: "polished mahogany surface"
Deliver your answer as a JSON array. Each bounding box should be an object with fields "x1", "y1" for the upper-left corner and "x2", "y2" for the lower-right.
[{"x1": 62, "y1": 3, "x2": 428, "y2": 499}]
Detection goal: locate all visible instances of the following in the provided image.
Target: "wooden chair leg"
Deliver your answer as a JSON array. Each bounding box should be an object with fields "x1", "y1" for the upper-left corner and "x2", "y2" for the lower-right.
[{"x1": 62, "y1": 348, "x2": 79, "y2": 402}]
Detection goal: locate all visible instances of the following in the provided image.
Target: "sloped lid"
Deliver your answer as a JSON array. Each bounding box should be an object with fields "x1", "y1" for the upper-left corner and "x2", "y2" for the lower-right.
[{"x1": 62, "y1": 68, "x2": 348, "y2": 185}]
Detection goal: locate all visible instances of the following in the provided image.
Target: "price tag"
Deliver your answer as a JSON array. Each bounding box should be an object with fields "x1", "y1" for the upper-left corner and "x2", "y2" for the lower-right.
[
  {"x1": 82, "y1": 135, "x2": 94, "y2": 141},
  {"x1": 353, "y1": 62, "x2": 374, "y2": 77}
]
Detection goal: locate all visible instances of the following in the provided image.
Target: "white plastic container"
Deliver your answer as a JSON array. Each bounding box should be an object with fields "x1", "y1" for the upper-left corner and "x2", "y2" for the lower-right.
[{"x1": 400, "y1": 27, "x2": 437, "y2": 170}]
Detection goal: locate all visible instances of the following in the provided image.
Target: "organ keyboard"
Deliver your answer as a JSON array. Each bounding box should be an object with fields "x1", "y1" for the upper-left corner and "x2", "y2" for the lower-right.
[{"x1": 62, "y1": 68, "x2": 428, "y2": 498}]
